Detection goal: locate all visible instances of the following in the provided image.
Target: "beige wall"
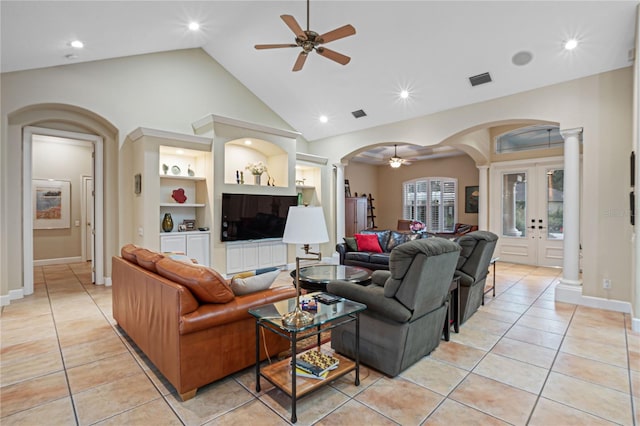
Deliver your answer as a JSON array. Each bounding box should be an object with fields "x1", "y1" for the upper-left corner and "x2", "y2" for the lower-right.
[
  {"x1": 0, "y1": 46, "x2": 635, "y2": 313},
  {"x1": 309, "y1": 67, "x2": 634, "y2": 308},
  {"x1": 344, "y1": 161, "x2": 378, "y2": 199},
  {"x1": 368, "y1": 154, "x2": 479, "y2": 230},
  {"x1": 0, "y1": 48, "x2": 299, "y2": 298}
]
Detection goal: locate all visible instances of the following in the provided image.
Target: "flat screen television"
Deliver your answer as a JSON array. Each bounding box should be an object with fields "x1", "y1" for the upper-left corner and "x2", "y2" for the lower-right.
[{"x1": 221, "y1": 193, "x2": 298, "y2": 242}]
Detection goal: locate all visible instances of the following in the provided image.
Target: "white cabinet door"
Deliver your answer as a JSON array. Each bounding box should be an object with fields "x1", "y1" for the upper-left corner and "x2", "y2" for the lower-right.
[
  {"x1": 187, "y1": 233, "x2": 210, "y2": 266},
  {"x1": 160, "y1": 234, "x2": 186, "y2": 253},
  {"x1": 271, "y1": 241, "x2": 288, "y2": 267},
  {"x1": 226, "y1": 243, "x2": 244, "y2": 274},
  {"x1": 258, "y1": 242, "x2": 273, "y2": 269},
  {"x1": 242, "y1": 243, "x2": 260, "y2": 271}
]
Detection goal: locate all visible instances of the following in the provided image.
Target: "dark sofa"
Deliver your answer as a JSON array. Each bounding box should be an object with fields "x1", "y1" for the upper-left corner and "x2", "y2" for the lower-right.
[{"x1": 336, "y1": 229, "x2": 432, "y2": 270}]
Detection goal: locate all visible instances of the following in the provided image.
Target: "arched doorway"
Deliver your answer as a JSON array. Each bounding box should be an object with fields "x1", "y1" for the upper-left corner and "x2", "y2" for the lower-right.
[{"x1": 7, "y1": 103, "x2": 118, "y2": 298}]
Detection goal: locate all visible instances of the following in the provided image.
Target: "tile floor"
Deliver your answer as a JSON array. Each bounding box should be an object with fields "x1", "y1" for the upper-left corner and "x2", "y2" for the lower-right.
[{"x1": 1, "y1": 262, "x2": 638, "y2": 425}]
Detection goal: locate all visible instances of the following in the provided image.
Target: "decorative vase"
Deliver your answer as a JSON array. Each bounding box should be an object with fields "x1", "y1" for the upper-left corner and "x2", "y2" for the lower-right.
[
  {"x1": 253, "y1": 173, "x2": 262, "y2": 185},
  {"x1": 162, "y1": 213, "x2": 174, "y2": 232}
]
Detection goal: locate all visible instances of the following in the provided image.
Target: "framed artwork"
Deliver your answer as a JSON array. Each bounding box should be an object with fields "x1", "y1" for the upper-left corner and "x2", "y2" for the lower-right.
[
  {"x1": 631, "y1": 151, "x2": 635, "y2": 187},
  {"x1": 134, "y1": 173, "x2": 142, "y2": 194},
  {"x1": 465, "y1": 186, "x2": 479, "y2": 213},
  {"x1": 33, "y1": 179, "x2": 71, "y2": 229},
  {"x1": 631, "y1": 191, "x2": 635, "y2": 226}
]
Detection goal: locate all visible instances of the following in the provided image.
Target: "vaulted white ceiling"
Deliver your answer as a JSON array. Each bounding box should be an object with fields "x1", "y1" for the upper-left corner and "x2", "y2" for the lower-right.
[{"x1": 1, "y1": 1, "x2": 636, "y2": 150}]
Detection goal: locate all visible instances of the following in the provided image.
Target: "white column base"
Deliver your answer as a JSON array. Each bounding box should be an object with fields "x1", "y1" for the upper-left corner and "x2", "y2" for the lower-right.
[
  {"x1": 632, "y1": 317, "x2": 640, "y2": 333},
  {"x1": 555, "y1": 282, "x2": 583, "y2": 304},
  {"x1": 559, "y1": 278, "x2": 583, "y2": 286}
]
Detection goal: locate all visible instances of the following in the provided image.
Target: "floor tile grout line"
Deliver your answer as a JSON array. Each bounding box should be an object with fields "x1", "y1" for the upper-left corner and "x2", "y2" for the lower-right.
[
  {"x1": 46, "y1": 263, "x2": 184, "y2": 426},
  {"x1": 42, "y1": 264, "x2": 82, "y2": 426},
  {"x1": 414, "y1": 269, "x2": 559, "y2": 424}
]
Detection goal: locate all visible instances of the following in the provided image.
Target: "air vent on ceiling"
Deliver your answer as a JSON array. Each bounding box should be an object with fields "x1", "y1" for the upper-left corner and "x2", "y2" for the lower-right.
[
  {"x1": 469, "y1": 72, "x2": 492, "y2": 87},
  {"x1": 352, "y1": 109, "x2": 367, "y2": 118}
]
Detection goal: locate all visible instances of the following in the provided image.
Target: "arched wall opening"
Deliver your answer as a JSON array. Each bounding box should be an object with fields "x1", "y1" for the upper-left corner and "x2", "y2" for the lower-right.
[{"x1": 4, "y1": 103, "x2": 118, "y2": 301}]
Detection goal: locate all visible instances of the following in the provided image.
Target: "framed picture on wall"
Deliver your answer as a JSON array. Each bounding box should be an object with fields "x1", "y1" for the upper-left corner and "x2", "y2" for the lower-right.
[
  {"x1": 33, "y1": 179, "x2": 71, "y2": 229},
  {"x1": 465, "y1": 186, "x2": 479, "y2": 213}
]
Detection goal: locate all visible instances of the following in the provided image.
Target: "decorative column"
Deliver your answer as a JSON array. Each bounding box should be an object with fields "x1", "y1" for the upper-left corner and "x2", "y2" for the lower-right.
[
  {"x1": 559, "y1": 127, "x2": 583, "y2": 287},
  {"x1": 334, "y1": 164, "x2": 346, "y2": 242},
  {"x1": 477, "y1": 165, "x2": 489, "y2": 231}
]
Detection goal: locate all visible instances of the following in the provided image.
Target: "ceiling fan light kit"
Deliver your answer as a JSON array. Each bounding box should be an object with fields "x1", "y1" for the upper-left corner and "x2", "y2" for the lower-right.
[
  {"x1": 255, "y1": 0, "x2": 356, "y2": 71},
  {"x1": 389, "y1": 144, "x2": 406, "y2": 168}
]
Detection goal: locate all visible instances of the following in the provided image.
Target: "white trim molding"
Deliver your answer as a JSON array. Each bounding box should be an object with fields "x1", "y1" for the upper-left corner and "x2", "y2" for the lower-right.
[
  {"x1": 555, "y1": 282, "x2": 633, "y2": 314},
  {"x1": 33, "y1": 257, "x2": 82, "y2": 267}
]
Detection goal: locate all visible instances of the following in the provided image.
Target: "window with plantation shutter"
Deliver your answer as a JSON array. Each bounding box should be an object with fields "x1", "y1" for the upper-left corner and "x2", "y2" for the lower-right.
[{"x1": 402, "y1": 177, "x2": 457, "y2": 232}]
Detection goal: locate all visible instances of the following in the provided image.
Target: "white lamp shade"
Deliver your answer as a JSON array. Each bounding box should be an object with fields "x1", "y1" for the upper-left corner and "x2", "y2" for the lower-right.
[{"x1": 282, "y1": 206, "x2": 329, "y2": 245}]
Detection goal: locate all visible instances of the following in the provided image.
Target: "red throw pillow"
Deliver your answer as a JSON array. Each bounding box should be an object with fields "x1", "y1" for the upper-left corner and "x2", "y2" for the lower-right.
[{"x1": 354, "y1": 234, "x2": 382, "y2": 253}]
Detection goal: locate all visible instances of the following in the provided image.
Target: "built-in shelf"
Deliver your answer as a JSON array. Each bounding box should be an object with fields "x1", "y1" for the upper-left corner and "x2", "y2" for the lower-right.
[
  {"x1": 160, "y1": 203, "x2": 206, "y2": 208},
  {"x1": 160, "y1": 175, "x2": 206, "y2": 182},
  {"x1": 296, "y1": 185, "x2": 315, "y2": 190}
]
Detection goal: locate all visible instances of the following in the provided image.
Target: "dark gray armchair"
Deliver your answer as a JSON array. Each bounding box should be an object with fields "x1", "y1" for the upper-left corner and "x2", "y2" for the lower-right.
[
  {"x1": 327, "y1": 238, "x2": 460, "y2": 376},
  {"x1": 455, "y1": 231, "x2": 498, "y2": 324}
]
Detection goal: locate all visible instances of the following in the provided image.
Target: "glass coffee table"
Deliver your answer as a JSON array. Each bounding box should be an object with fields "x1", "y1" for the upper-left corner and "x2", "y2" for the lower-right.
[
  {"x1": 293, "y1": 264, "x2": 373, "y2": 292},
  {"x1": 249, "y1": 294, "x2": 366, "y2": 423}
]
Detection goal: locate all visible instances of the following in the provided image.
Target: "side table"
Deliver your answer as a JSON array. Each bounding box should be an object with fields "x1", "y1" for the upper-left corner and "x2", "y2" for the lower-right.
[
  {"x1": 249, "y1": 294, "x2": 367, "y2": 423},
  {"x1": 482, "y1": 256, "x2": 499, "y2": 305},
  {"x1": 443, "y1": 276, "x2": 461, "y2": 341}
]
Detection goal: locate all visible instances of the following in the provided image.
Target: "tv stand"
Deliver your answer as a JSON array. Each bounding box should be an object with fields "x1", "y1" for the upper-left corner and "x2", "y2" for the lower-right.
[{"x1": 225, "y1": 239, "x2": 287, "y2": 274}]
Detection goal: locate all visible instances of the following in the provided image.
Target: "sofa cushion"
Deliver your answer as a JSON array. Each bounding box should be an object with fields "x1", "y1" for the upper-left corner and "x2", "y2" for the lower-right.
[
  {"x1": 121, "y1": 244, "x2": 139, "y2": 263},
  {"x1": 155, "y1": 258, "x2": 234, "y2": 304},
  {"x1": 369, "y1": 253, "x2": 391, "y2": 265},
  {"x1": 354, "y1": 233, "x2": 382, "y2": 253},
  {"x1": 387, "y1": 231, "x2": 420, "y2": 251},
  {"x1": 230, "y1": 269, "x2": 280, "y2": 296},
  {"x1": 134, "y1": 248, "x2": 165, "y2": 273},
  {"x1": 345, "y1": 252, "x2": 372, "y2": 262},
  {"x1": 359, "y1": 230, "x2": 391, "y2": 252},
  {"x1": 343, "y1": 236, "x2": 358, "y2": 252}
]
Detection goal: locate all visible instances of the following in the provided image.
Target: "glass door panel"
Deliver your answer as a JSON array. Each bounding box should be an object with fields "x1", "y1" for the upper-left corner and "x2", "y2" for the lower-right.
[
  {"x1": 501, "y1": 172, "x2": 527, "y2": 238},
  {"x1": 546, "y1": 168, "x2": 564, "y2": 240}
]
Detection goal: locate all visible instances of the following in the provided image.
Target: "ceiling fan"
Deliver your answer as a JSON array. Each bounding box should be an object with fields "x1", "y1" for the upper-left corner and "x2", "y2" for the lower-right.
[
  {"x1": 389, "y1": 144, "x2": 407, "y2": 168},
  {"x1": 254, "y1": 0, "x2": 356, "y2": 71}
]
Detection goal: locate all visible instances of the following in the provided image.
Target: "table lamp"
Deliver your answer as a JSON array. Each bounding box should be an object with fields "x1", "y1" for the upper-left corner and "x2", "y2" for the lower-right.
[{"x1": 281, "y1": 205, "x2": 329, "y2": 327}]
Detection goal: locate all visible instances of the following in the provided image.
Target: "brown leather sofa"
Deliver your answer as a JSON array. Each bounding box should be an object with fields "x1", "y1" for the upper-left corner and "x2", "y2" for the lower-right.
[{"x1": 112, "y1": 245, "x2": 296, "y2": 401}]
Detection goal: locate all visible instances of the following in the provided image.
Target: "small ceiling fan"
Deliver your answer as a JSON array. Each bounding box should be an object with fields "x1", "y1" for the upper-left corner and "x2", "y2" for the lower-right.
[
  {"x1": 254, "y1": 0, "x2": 356, "y2": 71},
  {"x1": 389, "y1": 144, "x2": 407, "y2": 168}
]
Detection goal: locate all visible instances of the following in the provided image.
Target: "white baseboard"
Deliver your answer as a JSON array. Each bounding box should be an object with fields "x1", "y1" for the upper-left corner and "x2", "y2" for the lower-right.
[
  {"x1": 632, "y1": 317, "x2": 640, "y2": 333},
  {"x1": 104, "y1": 277, "x2": 112, "y2": 287},
  {"x1": 1, "y1": 289, "x2": 25, "y2": 306},
  {"x1": 33, "y1": 256, "x2": 82, "y2": 266},
  {"x1": 555, "y1": 282, "x2": 632, "y2": 314}
]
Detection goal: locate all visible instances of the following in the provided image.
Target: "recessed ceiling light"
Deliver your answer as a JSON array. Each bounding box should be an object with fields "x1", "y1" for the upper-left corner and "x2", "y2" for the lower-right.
[
  {"x1": 244, "y1": 140, "x2": 252, "y2": 145},
  {"x1": 564, "y1": 39, "x2": 578, "y2": 50},
  {"x1": 512, "y1": 51, "x2": 533, "y2": 66},
  {"x1": 188, "y1": 22, "x2": 200, "y2": 31},
  {"x1": 319, "y1": 115, "x2": 328, "y2": 123},
  {"x1": 70, "y1": 40, "x2": 84, "y2": 49},
  {"x1": 400, "y1": 90, "x2": 409, "y2": 99}
]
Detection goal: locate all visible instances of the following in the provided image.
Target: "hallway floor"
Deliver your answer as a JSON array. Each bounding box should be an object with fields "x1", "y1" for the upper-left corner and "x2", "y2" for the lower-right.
[{"x1": 1, "y1": 262, "x2": 638, "y2": 425}]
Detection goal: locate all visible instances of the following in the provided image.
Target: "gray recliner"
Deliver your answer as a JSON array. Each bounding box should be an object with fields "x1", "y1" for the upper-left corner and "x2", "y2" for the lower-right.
[
  {"x1": 455, "y1": 231, "x2": 499, "y2": 324},
  {"x1": 327, "y1": 238, "x2": 460, "y2": 377}
]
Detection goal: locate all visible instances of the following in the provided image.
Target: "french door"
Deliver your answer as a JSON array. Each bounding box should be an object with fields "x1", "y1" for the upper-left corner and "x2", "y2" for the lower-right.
[{"x1": 491, "y1": 160, "x2": 565, "y2": 267}]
